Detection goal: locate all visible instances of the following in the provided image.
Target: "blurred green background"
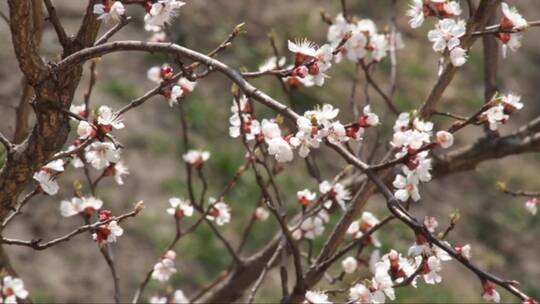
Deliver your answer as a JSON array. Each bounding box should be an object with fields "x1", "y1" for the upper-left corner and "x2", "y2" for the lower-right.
[{"x1": 0, "y1": 0, "x2": 539, "y2": 302}]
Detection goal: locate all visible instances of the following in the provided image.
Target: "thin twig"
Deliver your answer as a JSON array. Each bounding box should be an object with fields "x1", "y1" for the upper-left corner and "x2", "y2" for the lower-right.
[
  {"x1": 43, "y1": 0, "x2": 70, "y2": 47},
  {"x1": 1, "y1": 208, "x2": 141, "y2": 250},
  {"x1": 95, "y1": 16, "x2": 133, "y2": 46}
]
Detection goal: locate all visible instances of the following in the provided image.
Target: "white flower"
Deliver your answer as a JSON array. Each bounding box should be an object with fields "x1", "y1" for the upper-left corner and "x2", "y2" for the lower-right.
[
  {"x1": 423, "y1": 256, "x2": 443, "y2": 284},
  {"x1": 60, "y1": 197, "x2": 84, "y2": 217},
  {"x1": 482, "y1": 282, "x2": 501, "y2": 303},
  {"x1": 93, "y1": 1, "x2": 125, "y2": 23},
  {"x1": 293, "y1": 130, "x2": 320, "y2": 158},
  {"x1": 304, "y1": 290, "x2": 332, "y2": 304},
  {"x1": 482, "y1": 104, "x2": 508, "y2": 131},
  {"x1": 178, "y1": 77, "x2": 197, "y2": 94},
  {"x1": 261, "y1": 119, "x2": 282, "y2": 141},
  {"x1": 97, "y1": 106, "x2": 124, "y2": 130},
  {"x1": 341, "y1": 256, "x2": 358, "y2": 274},
  {"x1": 149, "y1": 296, "x2": 167, "y2": 304},
  {"x1": 167, "y1": 197, "x2": 194, "y2": 218},
  {"x1": 182, "y1": 150, "x2": 210, "y2": 167},
  {"x1": 297, "y1": 189, "x2": 317, "y2": 206},
  {"x1": 152, "y1": 256, "x2": 177, "y2": 282},
  {"x1": 33, "y1": 170, "x2": 59, "y2": 195},
  {"x1": 357, "y1": 19, "x2": 377, "y2": 36},
  {"x1": 207, "y1": 198, "x2": 231, "y2": 226},
  {"x1": 44, "y1": 159, "x2": 64, "y2": 172},
  {"x1": 294, "y1": 210, "x2": 329, "y2": 240},
  {"x1": 349, "y1": 283, "x2": 372, "y2": 304},
  {"x1": 288, "y1": 39, "x2": 318, "y2": 58},
  {"x1": 145, "y1": 0, "x2": 186, "y2": 27},
  {"x1": 314, "y1": 104, "x2": 340, "y2": 127},
  {"x1": 368, "y1": 34, "x2": 389, "y2": 62},
  {"x1": 85, "y1": 142, "x2": 121, "y2": 170},
  {"x1": 371, "y1": 264, "x2": 395, "y2": 302},
  {"x1": 393, "y1": 174, "x2": 420, "y2": 202},
  {"x1": 106, "y1": 221, "x2": 123, "y2": 243},
  {"x1": 376, "y1": 250, "x2": 417, "y2": 286},
  {"x1": 111, "y1": 161, "x2": 129, "y2": 185},
  {"x1": 501, "y1": 3, "x2": 528, "y2": 30},
  {"x1": 455, "y1": 244, "x2": 471, "y2": 260},
  {"x1": 525, "y1": 198, "x2": 538, "y2": 215},
  {"x1": 319, "y1": 181, "x2": 351, "y2": 210},
  {"x1": 391, "y1": 115, "x2": 433, "y2": 151},
  {"x1": 445, "y1": 1, "x2": 462, "y2": 16},
  {"x1": 229, "y1": 114, "x2": 261, "y2": 141},
  {"x1": 328, "y1": 14, "x2": 354, "y2": 47},
  {"x1": 315, "y1": 44, "x2": 333, "y2": 72},
  {"x1": 267, "y1": 137, "x2": 294, "y2": 163},
  {"x1": 258, "y1": 56, "x2": 286, "y2": 72},
  {"x1": 501, "y1": 93, "x2": 523, "y2": 112},
  {"x1": 70, "y1": 103, "x2": 87, "y2": 118},
  {"x1": 344, "y1": 29, "x2": 368, "y2": 61},
  {"x1": 77, "y1": 121, "x2": 95, "y2": 139},
  {"x1": 407, "y1": 0, "x2": 425, "y2": 28},
  {"x1": 254, "y1": 207, "x2": 269, "y2": 221},
  {"x1": 93, "y1": 220, "x2": 124, "y2": 244},
  {"x1": 60, "y1": 196, "x2": 103, "y2": 217},
  {"x1": 449, "y1": 46, "x2": 467, "y2": 66},
  {"x1": 1, "y1": 276, "x2": 29, "y2": 303},
  {"x1": 428, "y1": 19, "x2": 466, "y2": 52},
  {"x1": 174, "y1": 290, "x2": 190, "y2": 303},
  {"x1": 436, "y1": 131, "x2": 454, "y2": 148},
  {"x1": 424, "y1": 216, "x2": 439, "y2": 233},
  {"x1": 326, "y1": 121, "x2": 348, "y2": 145},
  {"x1": 167, "y1": 85, "x2": 184, "y2": 107},
  {"x1": 501, "y1": 33, "x2": 523, "y2": 58},
  {"x1": 393, "y1": 112, "x2": 411, "y2": 132},
  {"x1": 147, "y1": 64, "x2": 172, "y2": 83},
  {"x1": 346, "y1": 212, "x2": 381, "y2": 247},
  {"x1": 359, "y1": 105, "x2": 380, "y2": 127}
]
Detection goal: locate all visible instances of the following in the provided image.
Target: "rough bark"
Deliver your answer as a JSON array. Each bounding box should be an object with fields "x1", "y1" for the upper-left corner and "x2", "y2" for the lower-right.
[{"x1": 0, "y1": 0, "x2": 100, "y2": 277}]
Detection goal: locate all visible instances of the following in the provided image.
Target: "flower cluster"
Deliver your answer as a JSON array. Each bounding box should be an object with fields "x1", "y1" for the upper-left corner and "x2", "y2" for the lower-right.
[
  {"x1": 408, "y1": 236, "x2": 453, "y2": 284},
  {"x1": 480, "y1": 93, "x2": 524, "y2": 131},
  {"x1": 33, "y1": 159, "x2": 65, "y2": 195},
  {"x1": 152, "y1": 250, "x2": 177, "y2": 282},
  {"x1": 408, "y1": 0, "x2": 467, "y2": 68},
  {"x1": 229, "y1": 95, "x2": 261, "y2": 142},
  {"x1": 349, "y1": 250, "x2": 417, "y2": 303},
  {"x1": 92, "y1": 210, "x2": 124, "y2": 245},
  {"x1": 287, "y1": 39, "x2": 334, "y2": 87},
  {"x1": 498, "y1": 3, "x2": 528, "y2": 58},
  {"x1": 93, "y1": 0, "x2": 126, "y2": 23},
  {"x1": 328, "y1": 14, "x2": 402, "y2": 64},
  {"x1": 147, "y1": 64, "x2": 197, "y2": 106},
  {"x1": 407, "y1": 0, "x2": 462, "y2": 29},
  {"x1": 391, "y1": 113, "x2": 447, "y2": 202},
  {"x1": 69, "y1": 105, "x2": 129, "y2": 186},
  {"x1": 0, "y1": 276, "x2": 29, "y2": 304}
]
